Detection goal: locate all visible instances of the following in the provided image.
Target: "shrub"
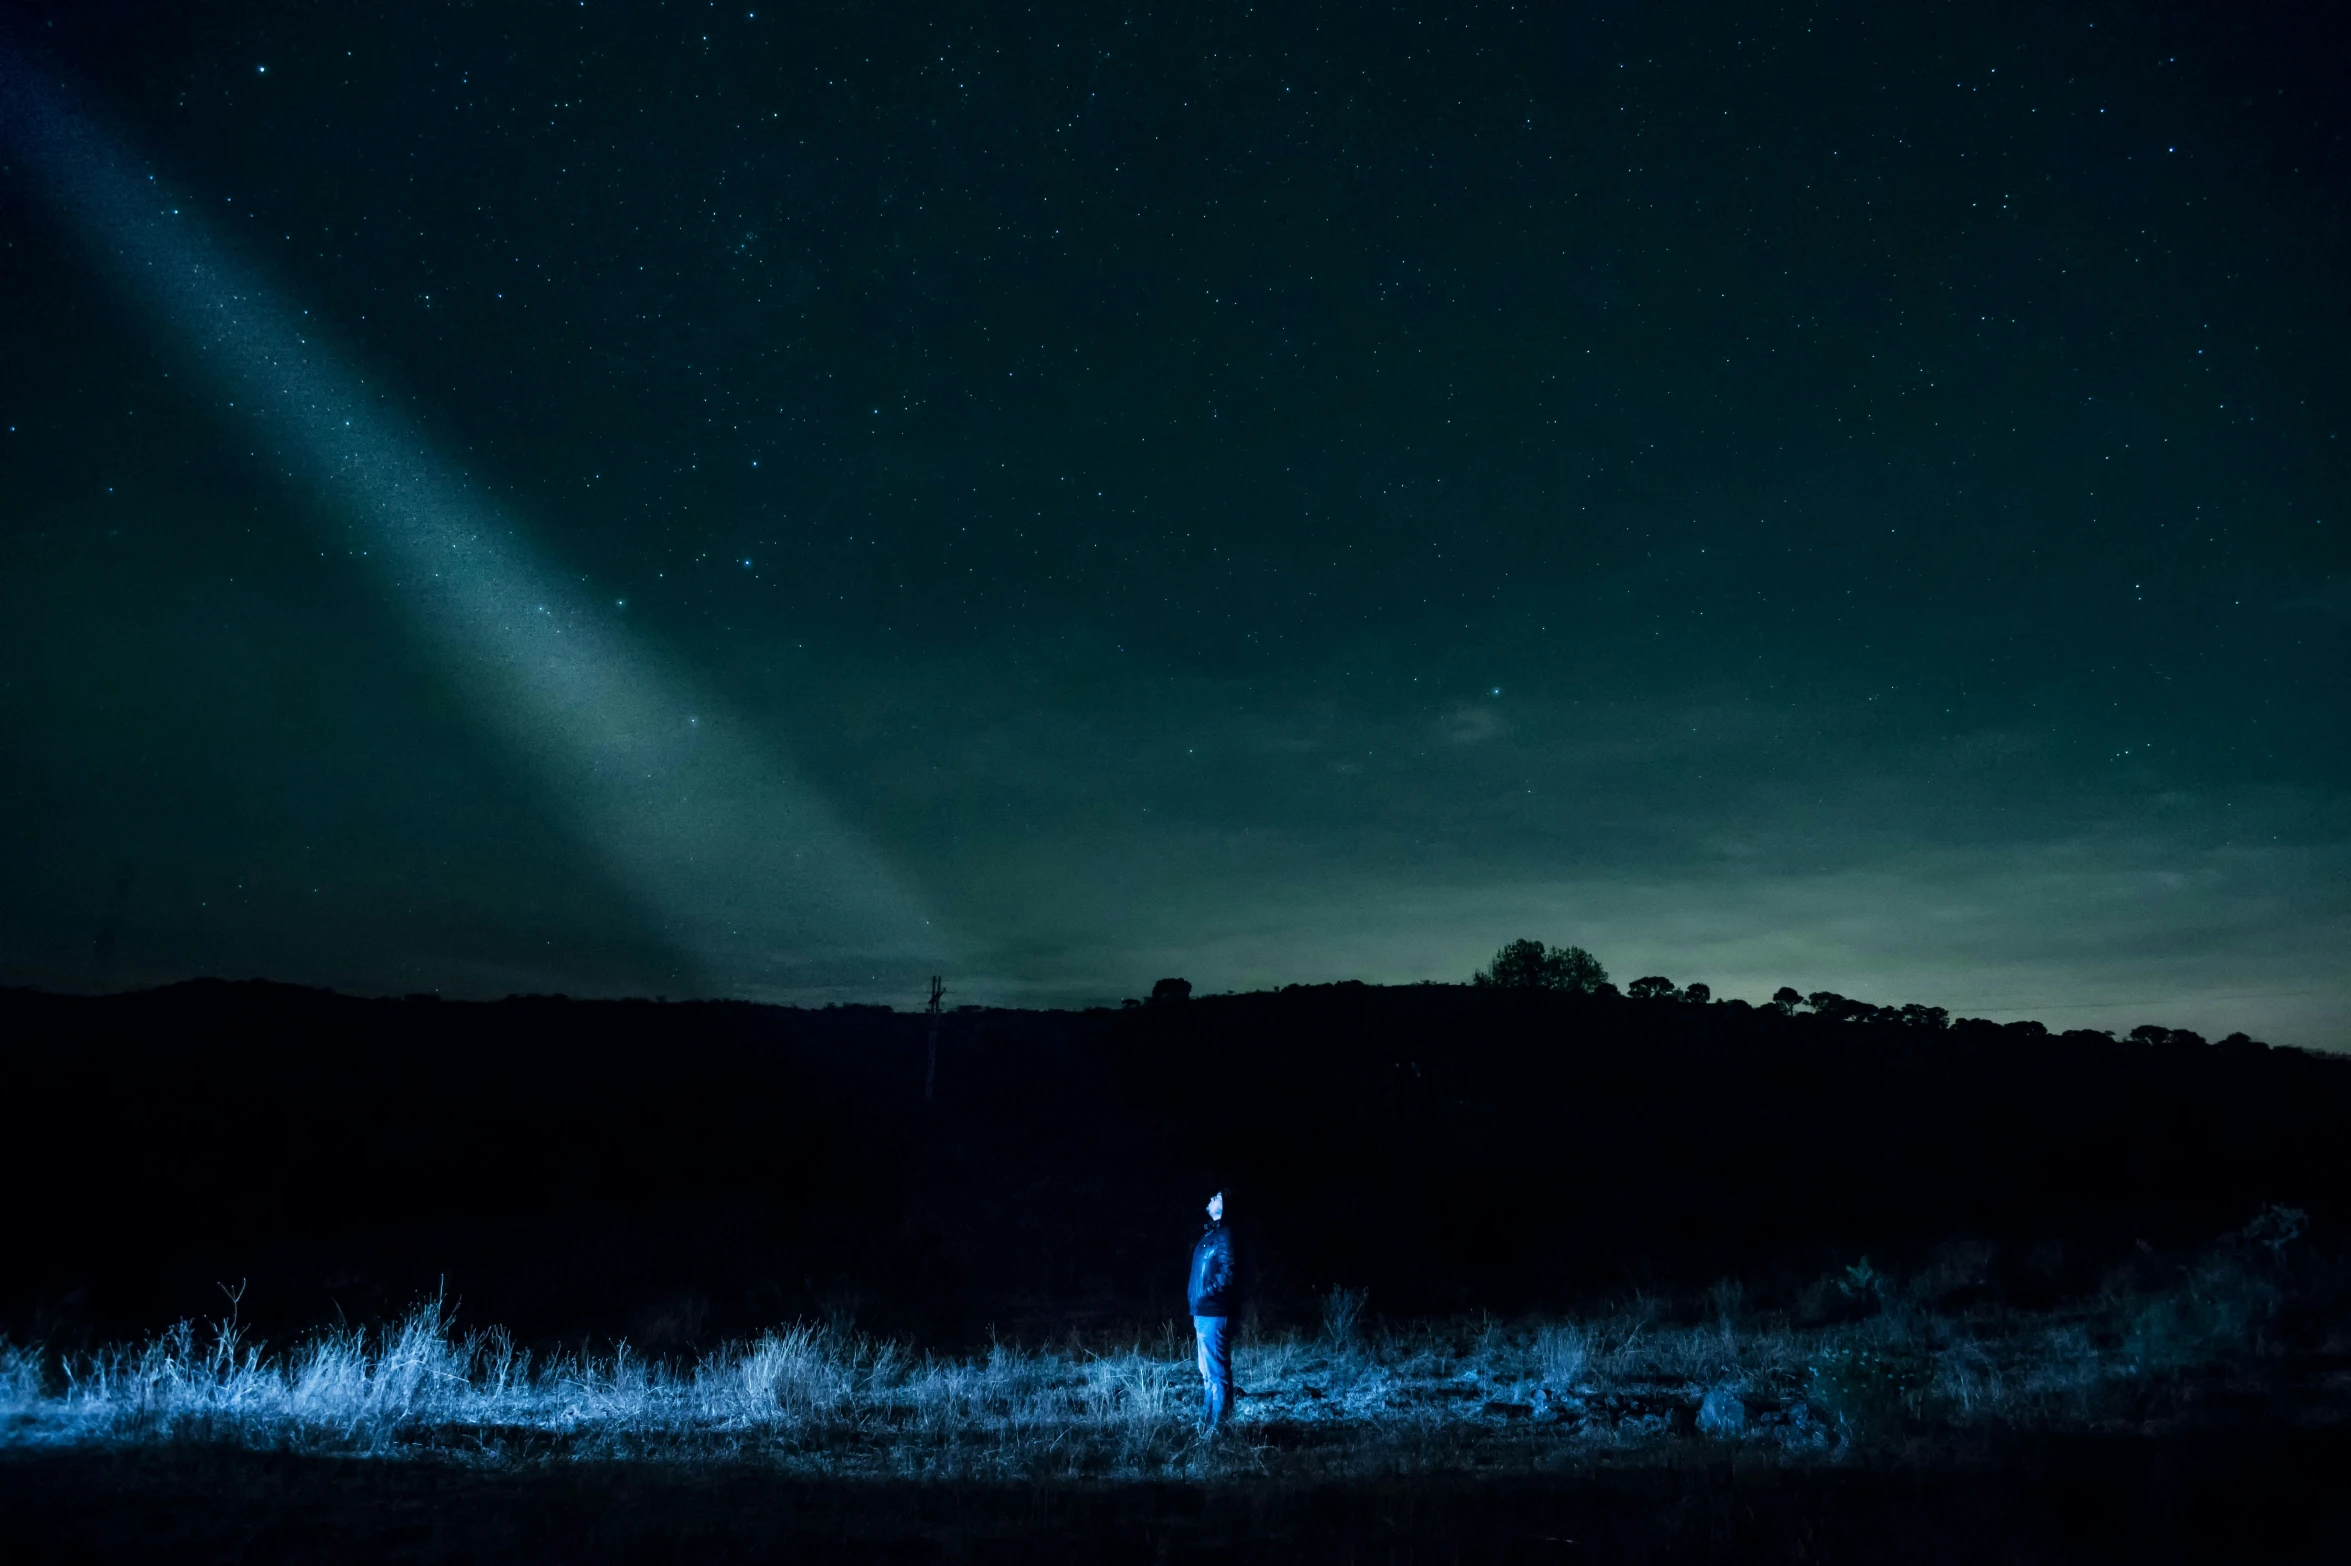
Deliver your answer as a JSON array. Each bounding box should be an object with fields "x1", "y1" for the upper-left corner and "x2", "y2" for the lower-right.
[
  {"x1": 1535, "y1": 1324, "x2": 1589, "y2": 1388},
  {"x1": 2242, "y1": 1204, "x2": 2308, "y2": 1266},
  {"x1": 1837, "y1": 1258, "x2": 1888, "y2": 1311},
  {"x1": 0, "y1": 1342, "x2": 42, "y2": 1413},
  {"x1": 1320, "y1": 1286, "x2": 1368, "y2": 1350}
]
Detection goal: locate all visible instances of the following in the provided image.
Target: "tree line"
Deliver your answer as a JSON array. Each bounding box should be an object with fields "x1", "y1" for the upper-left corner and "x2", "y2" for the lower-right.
[{"x1": 1470, "y1": 938, "x2": 2269, "y2": 1049}]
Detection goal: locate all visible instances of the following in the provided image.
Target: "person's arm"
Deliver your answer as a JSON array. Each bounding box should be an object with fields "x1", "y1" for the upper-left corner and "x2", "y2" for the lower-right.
[{"x1": 1204, "y1": 1229, "x2": 1234, "y2": 1299}]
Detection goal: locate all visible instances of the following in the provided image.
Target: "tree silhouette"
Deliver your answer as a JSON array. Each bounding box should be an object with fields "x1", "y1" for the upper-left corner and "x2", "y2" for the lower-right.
[
  {"x1": 1771, "y1": 987, "x2": 1802, "y2": 1015},
  {"x1": 1627, "y1": 976, "x2": 1676, "y2": 1001},
  {"x1": 1150, "y1": 977, "x2": 1193, "y2": 1008},
  {"x1": 1471, "y1": 939, "x2": 1608, "y2": 992},
  {"x1": 1805, "y1": 991, "x2": 1868, "y2": 1022},
  {"x1": 1681, "y1": 982, "x2": 1711, "y2": 1005}
]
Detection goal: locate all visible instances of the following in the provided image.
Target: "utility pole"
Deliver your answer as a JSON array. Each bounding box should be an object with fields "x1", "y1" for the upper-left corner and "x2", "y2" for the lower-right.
[{"x1": 923, "y1": 974, "x2": 945, "y2": 1102}]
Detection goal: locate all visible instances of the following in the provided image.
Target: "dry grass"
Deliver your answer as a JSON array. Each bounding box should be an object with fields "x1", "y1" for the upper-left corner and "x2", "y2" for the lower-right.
[{"x1": 0, "y1": 1253, "x2": 2317, "y2": 1478}]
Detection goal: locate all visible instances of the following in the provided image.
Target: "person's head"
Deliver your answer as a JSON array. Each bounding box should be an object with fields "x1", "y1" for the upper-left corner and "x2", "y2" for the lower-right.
[{"x1": 1206, "y1": 1191, "x2": 1224, "y2": 1222}]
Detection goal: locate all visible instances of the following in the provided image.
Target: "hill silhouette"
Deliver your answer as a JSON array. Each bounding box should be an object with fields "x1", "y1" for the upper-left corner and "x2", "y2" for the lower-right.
[{"x1": 5, "y1": 977, "x2": 2343, "y2": 1350}]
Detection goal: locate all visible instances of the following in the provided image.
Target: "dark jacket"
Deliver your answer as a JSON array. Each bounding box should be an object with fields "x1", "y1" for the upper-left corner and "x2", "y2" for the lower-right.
[{"x1": 1187, "y1": 1220, "x2": 1237, "y2": 1316}]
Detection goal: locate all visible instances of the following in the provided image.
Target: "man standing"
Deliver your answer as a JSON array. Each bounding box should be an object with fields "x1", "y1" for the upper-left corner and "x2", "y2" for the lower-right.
[{"x1": 1188, "y1": 1189, "x2": 1238, "y2": 1430}]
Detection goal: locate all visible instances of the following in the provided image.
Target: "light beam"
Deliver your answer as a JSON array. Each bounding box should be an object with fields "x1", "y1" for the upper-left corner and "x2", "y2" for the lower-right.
[{"x1": 2, "y1": 52, "x2": 953, "y2": 1000}]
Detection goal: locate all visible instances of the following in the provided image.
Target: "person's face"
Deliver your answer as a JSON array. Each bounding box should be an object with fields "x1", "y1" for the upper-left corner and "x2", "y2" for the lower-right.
[{"x1": 1207, "y1": 1192, "x2": 1224, "y2": 1222}]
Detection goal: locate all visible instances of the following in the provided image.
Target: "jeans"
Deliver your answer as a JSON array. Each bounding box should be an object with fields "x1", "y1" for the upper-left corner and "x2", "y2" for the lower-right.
[{"x1": 1193, "y1": 1314, "x2": 1232, "y2": 1428}]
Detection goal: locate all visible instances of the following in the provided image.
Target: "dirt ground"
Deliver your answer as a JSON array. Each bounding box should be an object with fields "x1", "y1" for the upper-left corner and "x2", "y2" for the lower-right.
[{"x1": 7, "y1": 1431, "x2": 2349, "y2": 1563}]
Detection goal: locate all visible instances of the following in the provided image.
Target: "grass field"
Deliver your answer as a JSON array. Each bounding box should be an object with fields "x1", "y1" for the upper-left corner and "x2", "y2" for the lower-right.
[{"x1": 6, "y1": 1236, "x2": 2333, "y2": 1480}]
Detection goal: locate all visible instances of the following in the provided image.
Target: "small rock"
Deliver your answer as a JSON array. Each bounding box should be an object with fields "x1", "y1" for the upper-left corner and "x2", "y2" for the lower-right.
[
  {"x1": 1528, "y1": 1386, "x2": 1580, "y2": 1425},
  {"x1": 1695, "y1": 1384, "x2": 1747, "y2": 1438}
]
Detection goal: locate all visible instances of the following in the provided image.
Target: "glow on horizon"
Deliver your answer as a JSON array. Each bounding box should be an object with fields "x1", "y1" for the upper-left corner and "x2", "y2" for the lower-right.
[{"x1": 1, "y1": 55, "x2": 954, "y2": 1000}]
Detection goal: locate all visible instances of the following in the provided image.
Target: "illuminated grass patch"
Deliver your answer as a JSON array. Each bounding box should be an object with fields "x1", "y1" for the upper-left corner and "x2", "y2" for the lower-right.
[{"x1": 1, "y1": 1248, "x2": 2312, "y2": 1478}]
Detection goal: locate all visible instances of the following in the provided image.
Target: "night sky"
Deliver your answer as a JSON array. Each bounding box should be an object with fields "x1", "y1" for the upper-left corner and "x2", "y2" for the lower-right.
[{"x1": 2, "y1": 3, "x2": 2344, "y2": 1042}]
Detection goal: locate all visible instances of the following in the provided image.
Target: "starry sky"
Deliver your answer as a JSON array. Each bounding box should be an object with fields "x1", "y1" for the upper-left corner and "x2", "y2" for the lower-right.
[{"x1": 2, "y1": 2, "x2": 2345, "y2": 1042}]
